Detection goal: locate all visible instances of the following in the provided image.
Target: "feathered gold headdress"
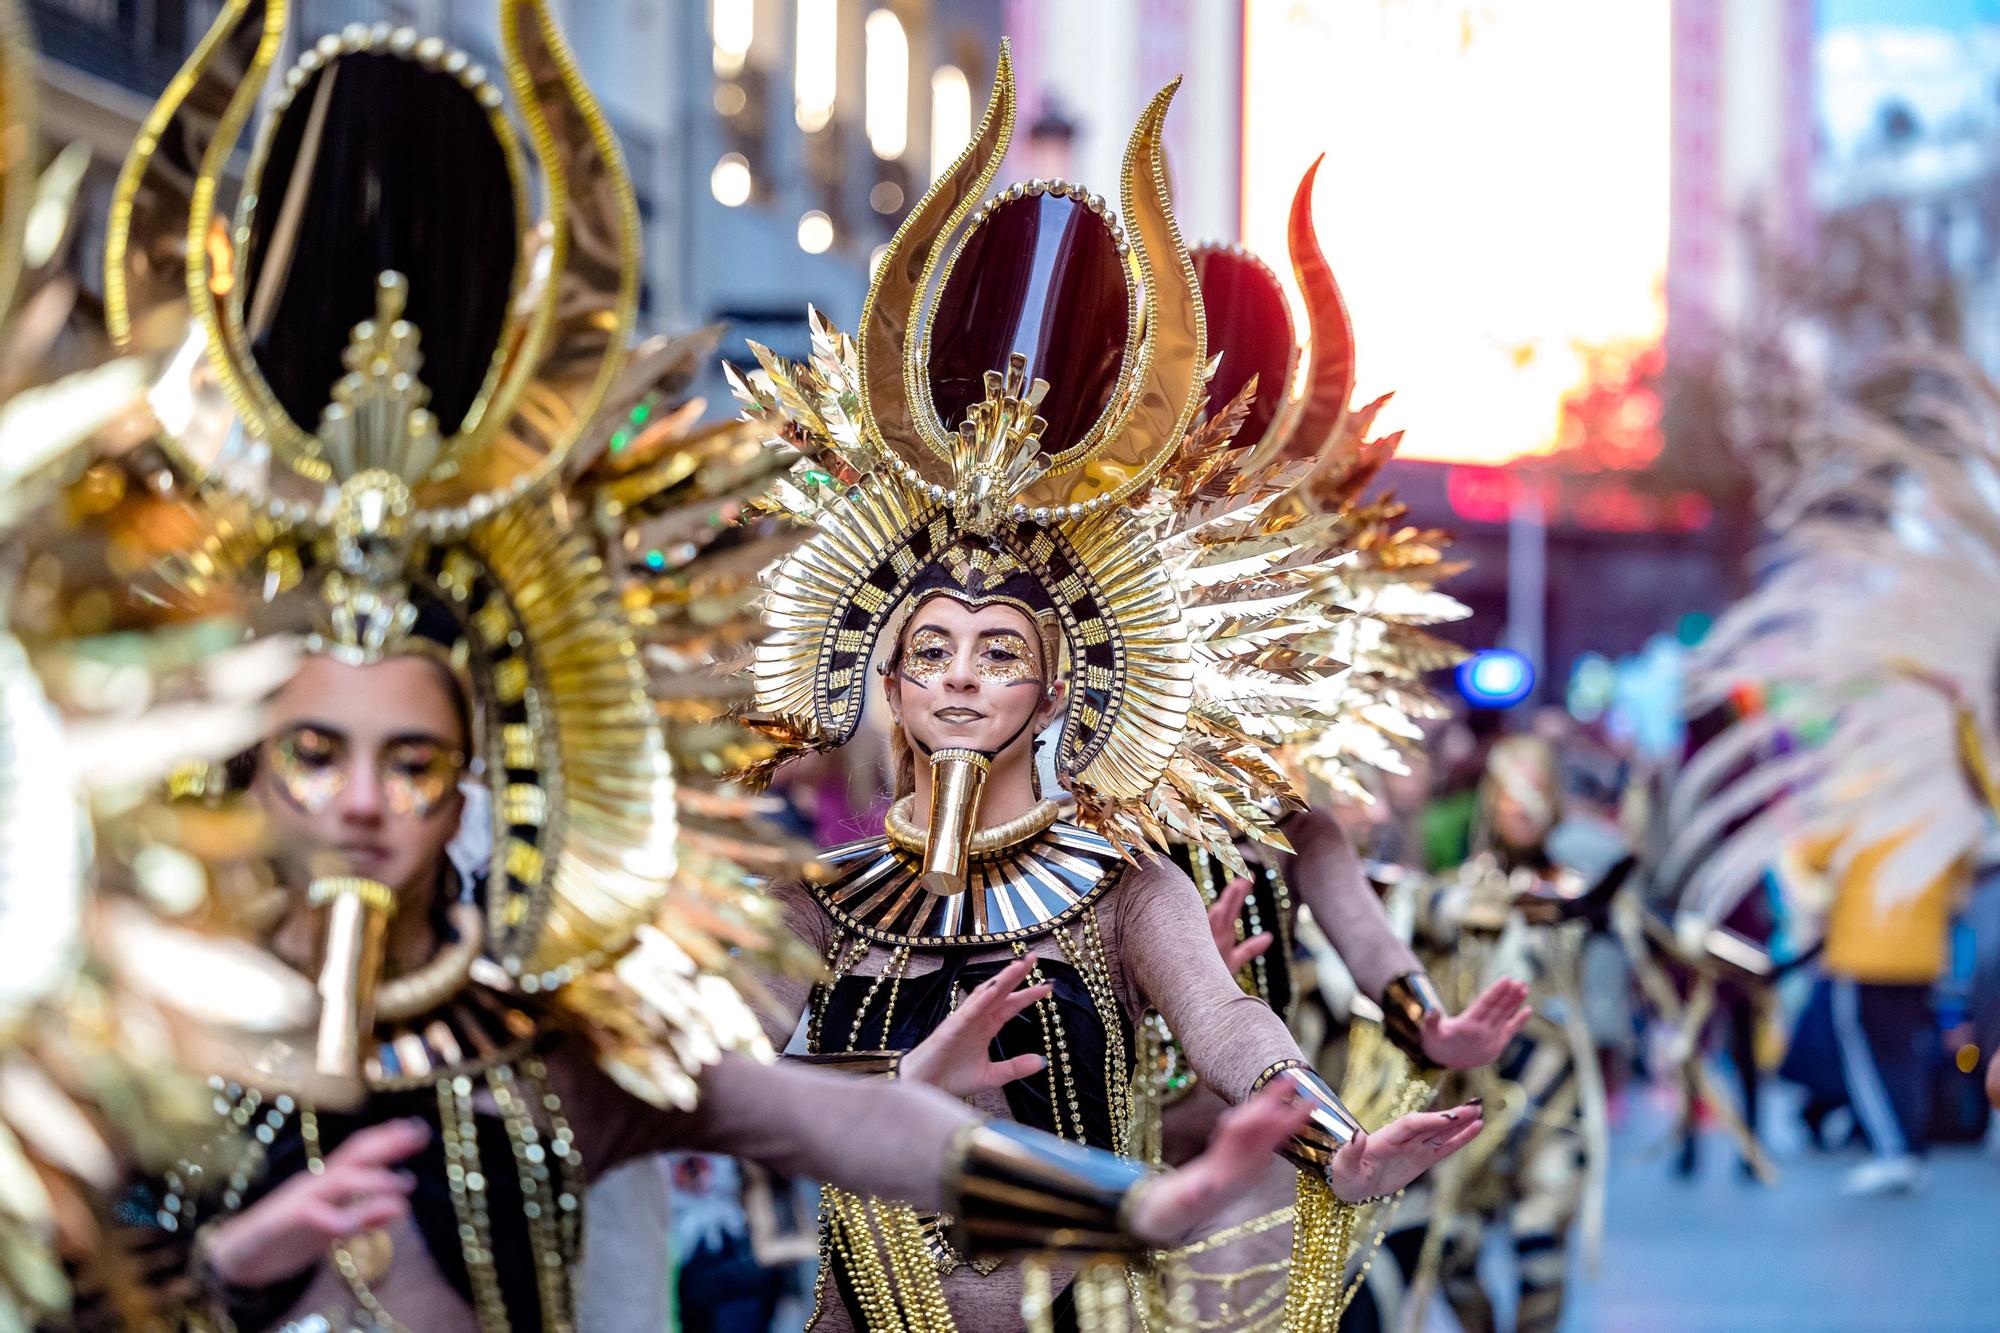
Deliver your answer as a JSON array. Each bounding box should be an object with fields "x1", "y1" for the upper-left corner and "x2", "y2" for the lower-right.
[
  {"x1": 733, "y1": 53, "x2": 1429, "y2": 866},
  {"x1": 1189, "y1": 157, "x2": 1470, "y2": 803}
]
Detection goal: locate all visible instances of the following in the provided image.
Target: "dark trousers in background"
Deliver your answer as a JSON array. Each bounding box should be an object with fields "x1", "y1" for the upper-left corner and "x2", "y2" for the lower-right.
[
  {"x1": 676, "y1": 1233, "x2": 781, "y2": 1333},
  {"x1": 1830, "y1": 978, "x2": 1938, "y2": 1159}
]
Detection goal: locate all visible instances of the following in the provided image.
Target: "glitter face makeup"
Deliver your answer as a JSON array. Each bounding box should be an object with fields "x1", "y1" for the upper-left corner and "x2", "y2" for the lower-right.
[
  {"x1": 901, "y1": 627, "x2": 954, "y2": 687},
  {"x1": 264, "y1": 725, "x2": 465, "y2": 818},
  {"x1": 975, "y1": 632, "x2": 1038, "y2": 685},
  {"x1": 898, "y1": 627, "x2": 1044, "y2": 688},
  {"x1": 268, "y1": 727, "x2": 345, "y2": 813}
]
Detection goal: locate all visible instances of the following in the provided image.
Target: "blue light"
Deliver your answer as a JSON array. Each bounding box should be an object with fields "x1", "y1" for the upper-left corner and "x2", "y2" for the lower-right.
[{"x1": 1458, "y1": 648, "x2": 1535, "y2": 709}]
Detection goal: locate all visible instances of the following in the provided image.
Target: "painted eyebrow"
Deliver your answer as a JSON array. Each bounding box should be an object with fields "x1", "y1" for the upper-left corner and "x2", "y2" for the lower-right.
[
  {"x1": 279, "y1": 719, "x2": 348, "y2": 741},
  {"x1": 910, "y1": 624, "x2": 1033, "y2": 643},
  {"x1": 279, "y1": 722, "x2": 457, "y2": 750},
  {"x1": 383, "y1": 731, "x2": 459, "y2": 750}
]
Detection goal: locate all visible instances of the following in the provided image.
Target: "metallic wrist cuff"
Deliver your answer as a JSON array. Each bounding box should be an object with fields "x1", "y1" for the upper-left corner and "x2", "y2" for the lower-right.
[
  {"x1": 1251, "y1": 1060, "x2": 1364, "y2": 1174},
  {"x1": 1379, "y1": 970, "x2": 1445, "y2": 1069},
  {"x1": 787, "y1": 1050, "x2": 903, "y2": 1079},
  {"x1": 944, "y1": 1120, "x2": 1155, "y2": 1258}
]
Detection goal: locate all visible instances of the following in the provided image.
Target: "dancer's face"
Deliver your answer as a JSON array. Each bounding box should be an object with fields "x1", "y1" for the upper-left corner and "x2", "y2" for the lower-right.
[
  {"x1": 253, "y1": 655, "x2": 468, "y2": 898},
  {"x1": 885, "y1": 597, "x2": 1064, "y2": 760}
]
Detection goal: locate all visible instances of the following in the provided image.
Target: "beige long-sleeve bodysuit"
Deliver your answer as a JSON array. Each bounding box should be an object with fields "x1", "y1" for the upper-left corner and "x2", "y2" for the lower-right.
[
  {"x1": 206, "y1": 1035, "x2": 980, "y2": 1332},
  {"x1": 760, "y1": 848, "x2": 1328, "y2": 1330}
]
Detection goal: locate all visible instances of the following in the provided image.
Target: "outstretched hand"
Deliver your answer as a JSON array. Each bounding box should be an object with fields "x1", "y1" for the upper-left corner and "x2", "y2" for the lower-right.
[
  {"x1": 1207, "y1": 877, "x2": 1274, "y2": 976},
  {"x1": 203, "y1": 1117, "x2": 427, "y2": 1289},
  {"x1": 1327, "y1": 1102, "x2": 1484, "y2": 1203},
  {"x1": 901, "y1": 957, "x2": 1052, "y2": 1099},
  {"x1": 1420, "y1": 977, "x2": 1532, "y2": 1070},
  {"x1": 1125, "y1": 1080, "x2": 1314, "y2": 1247}
]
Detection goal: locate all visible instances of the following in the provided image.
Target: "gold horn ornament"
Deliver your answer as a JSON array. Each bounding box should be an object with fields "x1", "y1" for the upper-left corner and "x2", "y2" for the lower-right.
[
  {"x1": 106, "y1": 1, "x2": 639, "y2": 518},
  {"x1": 918, "y1": 749, "x2": 993, "y2": 896},
  {"x1": 859, "y1": 44, "x2": 1016, "y2": 485},
  {"x1": 308, "y1": 875, "x2": 396, "y2": 1082}
]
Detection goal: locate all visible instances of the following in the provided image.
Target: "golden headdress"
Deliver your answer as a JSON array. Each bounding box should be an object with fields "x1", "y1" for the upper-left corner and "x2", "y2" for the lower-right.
[
  {"x1": 107, "y1": 1, "x2": 796, "y2": 1109},
  {"x1": 739, "y1": 94, "x2": 1458, "y2": 863}
]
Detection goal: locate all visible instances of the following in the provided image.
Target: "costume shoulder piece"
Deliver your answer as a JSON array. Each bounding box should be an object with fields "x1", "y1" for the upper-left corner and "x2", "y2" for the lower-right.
[
  {"x1": 814, "y1": 815, "x2": 1123, "y2": 947},
  {"x1": 735, "y1": 47, "x2": 1392, "y2": 872},
  {"x1": 111, "y1": 1, "x2": 801, "y2": 1111}
]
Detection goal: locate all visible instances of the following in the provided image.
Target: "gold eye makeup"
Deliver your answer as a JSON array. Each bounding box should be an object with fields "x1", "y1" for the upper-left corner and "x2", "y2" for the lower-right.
[
  {"x1": 976, "y1": 633, "x2": 1040, "y2": 685},
  {"x1": 381, "y1": 740, "x2": 464, "y2": 817},
  {"x1": 899, "y1": 627, "x2": 955, "y2": 686},
  {"x1": 264, "y1": 726, "x2": 465, "y2": 818},
  {"x1": 267, "y1": 727, "x2": 348, "y2": 814}
]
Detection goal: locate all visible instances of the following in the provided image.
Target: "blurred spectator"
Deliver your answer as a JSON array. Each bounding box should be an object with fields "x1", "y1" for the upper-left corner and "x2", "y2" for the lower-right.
[{"x1": 1803, "y1": 832, "x2": 1972, "y2": 1195}]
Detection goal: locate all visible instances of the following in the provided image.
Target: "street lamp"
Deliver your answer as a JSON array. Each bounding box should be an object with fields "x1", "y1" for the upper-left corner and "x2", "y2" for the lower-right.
[
  {"x1": 795, "y1": 0, "x2": 838, "y2": 133},
  {"x1": 712, "y1": 0, "x2": 753, "y2": 77}
]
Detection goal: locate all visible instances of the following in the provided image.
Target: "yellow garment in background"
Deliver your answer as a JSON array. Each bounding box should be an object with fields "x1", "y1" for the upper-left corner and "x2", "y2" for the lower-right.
[{"x1": 1811, "y1": 832, "x2": 1967, "y2": 985}]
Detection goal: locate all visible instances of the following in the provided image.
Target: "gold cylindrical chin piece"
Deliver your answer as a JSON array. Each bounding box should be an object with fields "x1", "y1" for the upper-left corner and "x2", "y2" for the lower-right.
[
  {"x1": 920, "y1": 749, "x2": 992, "y2": 897},
  {"x1": 312, "y1": 877, "x2": 396, "y2": 1081}
]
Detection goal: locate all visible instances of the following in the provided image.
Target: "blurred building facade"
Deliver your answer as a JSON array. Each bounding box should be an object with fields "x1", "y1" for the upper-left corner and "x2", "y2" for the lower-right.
[
  {"x1": 28, "y1": 0, "x2": 1004, "y2": 364},
  {"x1": 29, "y1": 0, "x2": 1876, "y2": 720}
]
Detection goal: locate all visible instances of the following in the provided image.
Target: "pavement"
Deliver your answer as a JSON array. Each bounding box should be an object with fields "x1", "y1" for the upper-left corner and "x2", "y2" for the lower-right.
[{"x1": 1549, "y1": 1087, "x2": 2000, "y2": 1332}]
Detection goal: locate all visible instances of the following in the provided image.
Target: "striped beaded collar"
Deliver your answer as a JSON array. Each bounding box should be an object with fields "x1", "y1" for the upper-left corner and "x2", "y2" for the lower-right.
[{"x1": 811, "y1": 819, "x2": 1125, "y2": 948}]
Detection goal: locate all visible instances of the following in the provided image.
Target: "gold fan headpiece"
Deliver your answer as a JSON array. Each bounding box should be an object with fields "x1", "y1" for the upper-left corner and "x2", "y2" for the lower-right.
[{"x1": 1188, "y1": 157, "x2": 1469, "y2": 801}]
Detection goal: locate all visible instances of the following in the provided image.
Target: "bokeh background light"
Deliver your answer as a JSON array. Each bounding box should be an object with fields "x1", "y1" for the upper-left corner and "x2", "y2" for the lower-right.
[{"x1": 1240, "y1": 0, "x2": 1670, "y2": 466}]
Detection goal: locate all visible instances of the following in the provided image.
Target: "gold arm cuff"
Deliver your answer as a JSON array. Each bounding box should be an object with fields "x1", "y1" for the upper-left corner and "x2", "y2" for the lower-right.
[
  {"x1": 1379, "y1": 970, "x2": 1445, "y2": 1071},
  {"x1": 944, "y1": 1119, "x2": 1155, "y2": 1258},
  {"x1": 786, "y1": 1050, "x2": 904, "y2": 1080},
  {"x1": 1251, "y1": 1060, "x2": 1363, "y2": 1175}
]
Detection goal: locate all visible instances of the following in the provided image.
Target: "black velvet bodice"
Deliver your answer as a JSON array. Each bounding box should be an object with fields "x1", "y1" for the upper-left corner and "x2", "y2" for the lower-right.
[{"x1": 817, "y1": 954, "x2": 1135, "y2": 1153}]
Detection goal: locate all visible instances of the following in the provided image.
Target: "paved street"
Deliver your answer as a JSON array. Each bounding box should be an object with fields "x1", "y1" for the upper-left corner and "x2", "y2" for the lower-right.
[{"x1": 1556, "y1": 1090, "x2": 2000, "y2": 1332}]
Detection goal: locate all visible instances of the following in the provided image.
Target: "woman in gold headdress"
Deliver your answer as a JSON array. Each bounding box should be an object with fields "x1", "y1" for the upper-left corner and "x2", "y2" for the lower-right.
[
  {"x1": 732, "y1": 51, "x2": 1486, "y2": 1332},
  {"x1": 99, "y1": 8, "x2": 1340, "y2": 1330},
  {"x1": 1379, "y1": 734, "x2": 1632, "y2": 1333}
]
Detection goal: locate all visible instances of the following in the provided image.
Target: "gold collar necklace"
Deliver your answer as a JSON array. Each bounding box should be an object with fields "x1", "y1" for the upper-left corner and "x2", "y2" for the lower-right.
[
  {"x1": 884, "y1": 796, "x2": 1060, "y2": 858},
  {"x1": 375, "y1": 900, "x2": 484, "y2": 1021}
]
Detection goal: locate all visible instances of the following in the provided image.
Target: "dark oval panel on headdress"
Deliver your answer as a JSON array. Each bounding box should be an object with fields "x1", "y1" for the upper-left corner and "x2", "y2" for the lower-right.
[
  {"x1": 239, "y1": 51, "x2": 518, "y2": 438},
  {"x1": 926, "y1": 191, "x2": 1129, "y2": 457},
  {"x1": 1192, "y1": 246, "x2": 1296, "y2": 449}
]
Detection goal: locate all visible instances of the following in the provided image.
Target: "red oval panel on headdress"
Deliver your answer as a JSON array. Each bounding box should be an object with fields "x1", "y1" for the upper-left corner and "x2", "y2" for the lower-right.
[{"x1": 927, "y1": 191, "x2": 1129, "y2": 456}]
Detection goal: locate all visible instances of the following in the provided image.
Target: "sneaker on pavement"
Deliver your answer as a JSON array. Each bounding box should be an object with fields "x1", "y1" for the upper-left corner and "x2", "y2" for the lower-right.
[{"x1": 1840, "y1": 1156, "x2": 1926, "y2": 1196}]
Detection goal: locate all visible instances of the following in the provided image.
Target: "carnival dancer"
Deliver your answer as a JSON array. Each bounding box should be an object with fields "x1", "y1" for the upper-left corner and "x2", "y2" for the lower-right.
[
  {"x1": 731, "y1": 51, "x2": 1485, "y2": 1331},
  {"x1": 1377, "y1": 736, "x2": 1630, "y2": 1333},
  {"x1": 101, "y1": 9, "x2": 1342, "y2": 1329},
  {"x1": 1661, "y1": 343, "x2": 2000, "y2": 1198}
]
